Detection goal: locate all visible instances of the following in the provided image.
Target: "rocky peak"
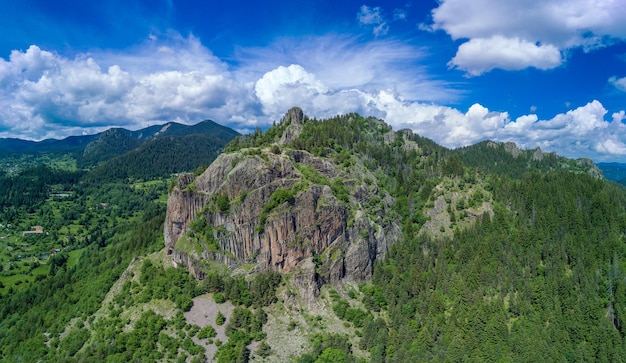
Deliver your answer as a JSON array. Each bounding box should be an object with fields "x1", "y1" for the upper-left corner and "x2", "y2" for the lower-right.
[
  {"x1": 285, "y1": 106, "x2": 304, "y2": 124},
  {"x1": 503, "y1": 142, "x2": 522, "y2": 158},
  {"x1": 164, "y1": 138, "x2": 401, "y2": 299},
  {"x1": 532, "y1": 147, "x2": 544, "y2": 161},
  {"x1": 279, "y1": 107, "x2": 305, "y2": 145}
]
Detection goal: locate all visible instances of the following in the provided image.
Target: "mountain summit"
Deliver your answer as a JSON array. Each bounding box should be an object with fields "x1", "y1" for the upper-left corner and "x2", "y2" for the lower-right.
[{"x1": 164, "y1": 108, "x2": 402, "y2": 300}]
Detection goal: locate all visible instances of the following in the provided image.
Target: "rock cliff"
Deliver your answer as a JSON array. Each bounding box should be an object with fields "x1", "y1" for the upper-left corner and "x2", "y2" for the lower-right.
[{"x1": 164, "y1": 108, "x2": 401, "y2": 298}]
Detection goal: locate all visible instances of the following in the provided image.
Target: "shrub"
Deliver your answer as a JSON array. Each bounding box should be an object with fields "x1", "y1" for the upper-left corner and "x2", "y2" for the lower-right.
[
  {"x1": 214, "y1": 292, "x2": 226, "y2": 304},
  {"x1": 216, "y1": 311, "x2": 226, "y2": 326},
  {"x1": 197, "y1": 325, "x2": 217, "y2": 340},
  {"x1": 216, "y1": 194, "x2": 230, "y2": 213}
]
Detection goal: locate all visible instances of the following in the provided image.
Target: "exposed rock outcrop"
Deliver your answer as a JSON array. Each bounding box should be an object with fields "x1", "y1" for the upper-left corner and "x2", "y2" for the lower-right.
[
  {"x1": 278, "y1": 107, "x2": 305, "y2": 145},
  {"x1": 164, "y1": 111, "x2": 401, "y2": 297},
  {"x1": 504, "y1": 142, "x2": 522, "y2": 158},
  {"x1": 576, "y1": 158, "x2": 603, "y2": 178},
  {"x1": 532, "y1": 147, "x2": 544, "y2": 161}
]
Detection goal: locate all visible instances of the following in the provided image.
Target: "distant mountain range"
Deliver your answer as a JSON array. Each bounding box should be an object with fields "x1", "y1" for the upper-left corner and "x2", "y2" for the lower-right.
[
  {"x1": 0, "y1": 134, "x2": 99, "y2": 154},
  {"x1": 0, "y1": 120, "x2": 238, "y2": 160},
  {"x1": 597, "y1": 162, "x2": 626, "y2": 185},
  {"x1": 5, "y1": 120, "x2": 626, "y2": 186},
  {"x1": 0, "y1": 120, "x2": 240, "y2": 180},
  {"x1": 76, "y1": 120, "x2": 240, "y2": 168}
]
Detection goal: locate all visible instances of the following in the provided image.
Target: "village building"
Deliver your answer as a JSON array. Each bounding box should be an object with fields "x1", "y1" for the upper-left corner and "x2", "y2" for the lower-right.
[{"x1": 22, "y1": 225, "x2": 44, "y2": 236}]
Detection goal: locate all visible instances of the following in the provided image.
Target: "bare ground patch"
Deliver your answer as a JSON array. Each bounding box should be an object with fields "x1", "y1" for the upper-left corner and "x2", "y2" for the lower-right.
[
  {"x1": 255, "y1": 282, "x2": 369, "y2": 362},
  {"x1": 184, "y1": 293, "x2": 235, "y2": 361}
]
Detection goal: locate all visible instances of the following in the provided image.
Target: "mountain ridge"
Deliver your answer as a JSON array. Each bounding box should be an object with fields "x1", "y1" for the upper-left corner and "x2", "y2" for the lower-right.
[
  {"x1": 164, "y1": 108, "x2": 529, "y2": 299},
  {"x1": 0, "y1": 119, "x2": 239, "y2": 166},
  {"x1": 456, "y1": 139, "x2": 604, "y2": 179}
]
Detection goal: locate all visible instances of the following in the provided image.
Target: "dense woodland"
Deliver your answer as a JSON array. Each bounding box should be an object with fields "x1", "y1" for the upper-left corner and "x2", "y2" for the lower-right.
[
  {"x1": 367, "y1": 171, "x2": 626, "y2": 361},
  {"x1": 229, "y1": 113, "x2": 626, "y2": 361},
  {"x1": 1, "y1": 113, "x2": 626, "y2": 361}
]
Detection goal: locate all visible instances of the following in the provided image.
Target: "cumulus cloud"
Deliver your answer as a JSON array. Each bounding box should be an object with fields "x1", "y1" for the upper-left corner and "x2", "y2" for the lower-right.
[
  {"x1": 0, "y1": 33, "x2": 457, "y2": 140},
  {"x1": 235, "y1": 35, "x2": 452, "y2": 104},
  {"x1": 252, "y1": 62, "x2": 626, "y2": 160},
  {"x1": 450, "y1": 36, "x2": 563, "y2": 75},
  {"x1": 0, "y1": 46, "x2": 135, "y2": 137},
  {"x1": 1, "y1": 34, "x2": 626, "y2": 162},
  {"x1": 0, "y1": 45, "x2": 58, "y2": 86},
  {"x1": 254, "y1": 64, "x2": 379, "y2": 123},
  {"x1": 365, "y1": 92, "x2": 509, "y2": 147},
  {"x1": 377, "y1": 97, "x2": 626, "y2": 161},
  {"x1": 0, "y1": 36, "x2": 257, "y2": 139},
  {"x1": 430, "y1": 0, "x2": 626, "y2": 75},
  {"x1": 496, "y1": 100, "x2": 626, "y2": 160},
  {"x1": 255, "y1": 64, "x2": 327, "y2": 115}
]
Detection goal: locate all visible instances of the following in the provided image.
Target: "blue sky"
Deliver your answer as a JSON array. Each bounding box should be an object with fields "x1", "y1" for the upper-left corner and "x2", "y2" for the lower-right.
[{"x1": 1, "y1": 0, "x2": 626, "y2": 162}]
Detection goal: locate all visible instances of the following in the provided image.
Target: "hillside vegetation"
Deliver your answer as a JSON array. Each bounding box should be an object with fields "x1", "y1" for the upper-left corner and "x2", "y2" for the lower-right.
[{"x1": 1, "y1": 109, "x2": 626, "y2": 362}]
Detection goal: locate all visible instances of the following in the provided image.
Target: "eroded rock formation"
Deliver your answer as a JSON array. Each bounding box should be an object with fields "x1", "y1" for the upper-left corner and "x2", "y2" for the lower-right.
[{"x1": 164, "y1": 109, "x2": 401, "y2": 297}]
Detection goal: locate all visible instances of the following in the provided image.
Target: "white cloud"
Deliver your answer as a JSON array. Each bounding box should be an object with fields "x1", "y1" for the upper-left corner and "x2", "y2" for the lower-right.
[
  {"x1": 255, "y1": 64, "x2": 327, "y2": 115},
  {"x1": 596, "y1": 138, "x2": 626, "y2": 155},
  {"x1": 0, "y1": 34, "x2": 457, "y2": 140},
  {"x1": 450, "y1": 36, "x2": 563, "y2": 75},
  {"x1": 609, "y1": 76, "x2": 626, "y2": 92},
  {"x1": 0, "y1": 45, "x2": 58, "y2": 86},
  {"x1": 391, "y1": 98, "x2": 626, "y2": 161},
  {"x1": 0, "y1": 36, "x2": 257, "y2": 139},
  {"x1": 431, "y1": 0, "x2": 626, "y2": 74},
  {"x1": 498, "y1": 100, "x2": 626, "y2": 159},
  {"x1": 357, "y1": 5, "x2": 384, "y2": 25},
  {"x1": 283, "y1": 86, "x2": 626, "y2": 161},
  {"x1": 365, "y1": 92, "x2": 509, "y2": 147},
  {"x1": 393, "y1": 9, "x2": 407, "y2": 21},
  {"x1": 357, "y1": 5, "x2": 389, "y2": 36},
  {"x1": 235, "y1": 35, "x2": 453, "y2": 104},
  {"x1": 1, "y1": 34, "x2": 626, "y2": 162}
]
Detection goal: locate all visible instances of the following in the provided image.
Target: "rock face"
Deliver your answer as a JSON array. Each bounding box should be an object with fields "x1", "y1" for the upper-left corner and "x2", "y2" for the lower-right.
[
  {"x1": 576, "y1": 158, "x2": 604, "y2": 178},
  {"x1": 278, "y1": 107, "x2": 305, "y2": 145},
  {"x1": 164, "y1": 111, "x2": 401, "y2": 298},
  {"x1": 503, "y1": 142, "x2": 522, "y2": 158}
]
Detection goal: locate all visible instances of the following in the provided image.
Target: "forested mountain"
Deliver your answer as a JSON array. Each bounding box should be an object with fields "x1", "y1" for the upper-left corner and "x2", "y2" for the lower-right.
[
  {"x1": 456, "y1": 140, "x2": 603, "y2": 179},
  {"x1": 78, "y1": 119, "x2": 239, "y2": 167},
  {"x1": 0, "y1": 119, "x2": 239, "y2": 170},
  {"x1": 0, "y1": 134, "x2": 99, "y2": 154},
  {"x1": 84, "y1": 133, "x2": 233, "y2": 182},
  {"x1": 1, "y1": 108, "x2": 626, "y2": 362}
]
